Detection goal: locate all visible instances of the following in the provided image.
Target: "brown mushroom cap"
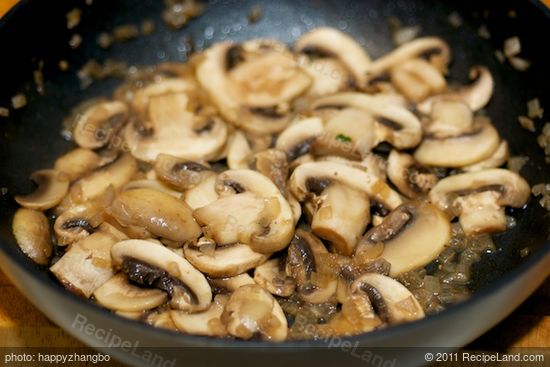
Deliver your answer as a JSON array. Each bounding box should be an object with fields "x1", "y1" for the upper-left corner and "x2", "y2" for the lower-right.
[
  {"x1": 109, "y1": 188, "x2": 201, "y2": 243},
  {"x1": 15, "y1": 169, "x2": 70, "y2": 211},
  {"x1": 221, "y1": 284, "x2": 288, "y2": 341},
  {"x1": 12, "y1": 208, "x2": 52, "y2": 265}
]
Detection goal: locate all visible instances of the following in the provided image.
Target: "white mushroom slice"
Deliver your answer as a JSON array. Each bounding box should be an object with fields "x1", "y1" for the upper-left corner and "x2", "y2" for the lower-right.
[
  {"x1": 109, "y1": 188, "x2": 201, "y2": 243},
  {"x1": 351, "y1": 273, "x2": 425, "y2": 324},
  {"x1": 93, "y1": 273, "x2": 168, "y2": 312},
  {"x1": 221, "y1": 284, "x2": 288, "y2": 341},
  {"x1": 54, "y1": 148, "x2": 101, "y2": 181},
  {"x1": 289, "y1": 161, "x2": 402, "y2": 211},
  {"x1": 183, "y1": 174, "x2": 219, "y2": 210},
  {"x1": 111, "y1": 239, "x2": 212, "y2": 312},
  {"x1": 170, "y1": 294, "x2": 228, "y2": 336},
  {"x1": 184, "y1": 242, "x2": 268, "y2": 277},
  {"x1": 294, "y1": 27, "x2": 372, "y2": 86},
  {"x1": 364, "y1": 37, "x2": 451, "y2": 82},
  {"x1": 122, "y1": 179, "x2": 182, "y2": 198},
  {"x1": 287, "y1": 193, "x2": 302, "y2": 225},
  {"x1": 124, "y1": 92, "x2": 228, "y2": 162},
  {"x1": 387, "y1": 150, "x2": 438, "y2": 198},
  {"x1": 193, "y1": 192, "x2": 279, "y2": 246},
  {"x1": 275, "y1": 117, "x2": 324, "y2": 161},
  {"x1": 73, "y1": 101, "x2": 128, "y2": 149},
  {"x1": 208, "y1": 273, "x2": 255, "y2": 292},
  {"x1": 70, "y1": 153, "x2": 138, "y2": 202},
  {"x1": 51, "y1": 232, "x2": 118, "y2": 298},
  {"x1": 15, "y1": 169, "x2": 70, "y2": 211},
  {"x1": 227, "y1": 131, "x2": 252, "y2": 169},
  {"x1": 311, "y1": 92, "x2": 422, "y2": 149},
  {"x1": 463, "y1": 140, "x2": 509, "y2": 172},
  {"x1": 390, "y1": 58, "x2": 447, "y2": 103},
  {"x1": 425, "y1": 100, "x2": 474, "y2": 138},
  {"x1": 12, "y1": 208, "x2": 52, "y2": 265},
  {"x1": 54, "y1": 190, "x2": 113, "y2": 246},
  {"x1": 153, "y1": 154, "x2": 214, "y2": 190},
  {"x1": 418, "y1": 66, "x2": 494, "y2": 114},
  {"x1": 200, "y1": 169, "x2": 295, "y2": 254},
  {"x1": 311, "y1": 182, "x2": 370, "y2": 256},
  {"x1": 286, "y1": 229, "x2": 337, "y2": 303},
  {"x1": 414, "y1": 116, "x2": 500, "y2": 167},
  {"x1": 196, "y1": 42, "x2": 311, "y2": 134},
  {"x1": 317, "y1": 154, "x2": 387, "y2": 180},
  {"x1": 254, "y1": 258, "x2": 296, "y2": 297},
  {"x1": 429, "y1": 169, "x2": 531, "y2": 236},
  {"x1": 131, "y1": 78, "x2": 194, "y2": 117},
  {"x1": 355, "y1": 202, "x2": 451, "y2": 276},
  {"x1": 145, "y1": 310, "x2": 178, "y2": 330},
  {"x1": 296, "y1": 57, "x2": 349, "y2": 97},
  {"x1": 315, "y1": 108, "x2": 377, "y2": 159}
]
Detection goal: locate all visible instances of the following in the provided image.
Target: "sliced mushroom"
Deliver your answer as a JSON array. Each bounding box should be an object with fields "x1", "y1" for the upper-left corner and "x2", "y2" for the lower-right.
[
  {"x1": 387, "y1": 150, "x2": 438, "y2": 198},
  {"x1": 463, "y1": 140, "x2": 509, "y2": 172},
  {"x1": 73, "y1": 101, "x2": 128, "y2": 149},
  {"x1": 314, "y1": 108, "x2": 377, "y2": 159},
  {"x1": 146, "y1": 309, "x2": 178, "y2": 330},
  {"x1": 249, "y1": 149, "x2": 289, "y2": 193},
  {"x1": 195, "y1": 169, "x2": 295, "y2": 254},
  {"x1": 124, "y1": 90, "x2": 228, "y2": 162},
  {"x1": 54, "y1": 189, "x2": 114, "y2": 246},
  {"x1": 221, "y1": 284, "x2": 288, "y2": 341},
  {"x1": 414, "y1": 116, "x2": 500, "y2": 167},
  {"x1": 254, "y1": 258, "x2": 296, "y2": 297},
  {"x1": 418, "y1": 66, "x2": 494, "y2": 114},
  {"x1": 311, "y1": 182, "x2": 370, "y2": 256},
  {"x1": 355, "y1": 202, "x2": 451, "y2": 276},
  {"x1": 51, "y1": 232, "x2": 118, "y2": 297},
  {"x1": 109, "y1": 188, "x2": 201, "y2": 243},
  {"x1": 93, "y1": 273, "x2": 168, "y2": 312},
  {"x1": 294, "y1": 27, "x2": 372, "y2": 87},
  {"x1": 429, "y1": 168, "x2": 530, "y2": 236},
  {"x1": 389, "y1": 58, "x2": 447, "y2": 103},
  {"x1": 54, "y1": 148, "x2": 101, "y2": 181},
  {"x1": 311, "y1": 92, "x2": 422, "y2": 149},
  {"x1": 289, "y1": 161, "x2": 403, "y2": 211},
  {"x1": 184, "y1": 241, "x2": 268, "y2": 277},
  {"x1": 275, "y1": 117, "x2": 324, "y2": 161},
  {"x1": 196, "y1": 42, "x2": 311, "y2": 134},
  {"x1": 227, "y1": 130, "x2": 252, "y2": 169},
  {"x1": 364, "y1": 37, "x2": 451, "y2": 83},
  {"x1": 170, "y1": 294, "x2": 228, "y2": 336},
  {"x1": 70, "y1": 153, "x2": 137, "y2": 202},
  {"x1": 111, "y1": 239, "x2": 212, "y2": 311},
  {"x1": 425, "y1": 100, "x2": 474, "y2": 138},
  {"x1": 15, "y1": 169, "x2": 70, "y2": 210},
  {"x1": 12, "y1": 208, "x2": 52, "y2": 265},
  {"x1": 286, "y1": 229, "x2": 337, "y2": 303},
  {"x1": 183, "y1": 174, "x2": 219, "y2": 210},
  {"x1": 351, "y1": 273, "x2": 424, "y2": 324},
  {"x1": 122, "y1": 179, "x2": 182, "y2": 198},
  {"x1": 154, "y1": 153, "x2": 214, "y2": 190},
  {"x1": 208, "y1": 273, "x2": 256, "y2": 292}
]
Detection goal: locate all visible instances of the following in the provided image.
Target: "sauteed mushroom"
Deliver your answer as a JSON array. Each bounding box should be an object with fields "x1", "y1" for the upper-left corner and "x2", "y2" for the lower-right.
[
  {"x1": 12, "y1": 208, "x2": 52, "y2": 265},
  {"x1": 15, "y1": 169, "x2": 70, "y2": 210}
]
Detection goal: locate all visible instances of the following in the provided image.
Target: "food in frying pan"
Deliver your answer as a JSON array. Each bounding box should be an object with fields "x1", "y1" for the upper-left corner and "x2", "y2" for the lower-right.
[{"x1": 12, "y1": 27, "x2": 532, "y2": 341}]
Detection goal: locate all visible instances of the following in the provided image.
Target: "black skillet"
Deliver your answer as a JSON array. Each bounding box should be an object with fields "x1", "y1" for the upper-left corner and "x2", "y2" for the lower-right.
[{"x1": 0, "y1": 1, "x2": 549, "y2": 366}]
